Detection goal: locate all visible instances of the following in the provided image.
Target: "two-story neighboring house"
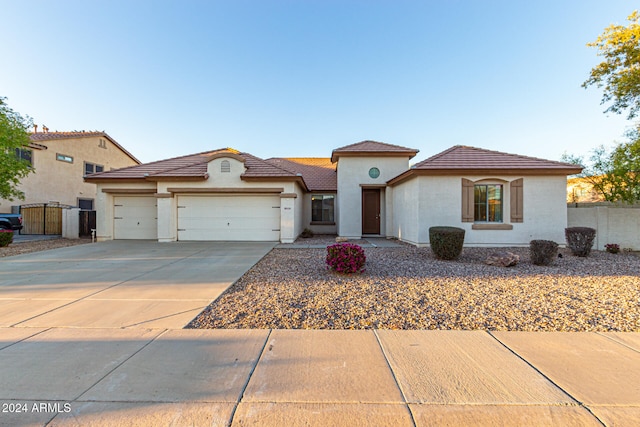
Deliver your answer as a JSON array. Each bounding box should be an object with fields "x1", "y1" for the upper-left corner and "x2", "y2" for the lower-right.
[{"x1": 0, "y1": 130, "x2": 140, "y2": 213}]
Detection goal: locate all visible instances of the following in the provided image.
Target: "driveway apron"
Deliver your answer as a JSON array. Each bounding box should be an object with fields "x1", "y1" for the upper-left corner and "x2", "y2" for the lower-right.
[{"x1": 0, "y1": 241, "x2": 275, "y2": 329}]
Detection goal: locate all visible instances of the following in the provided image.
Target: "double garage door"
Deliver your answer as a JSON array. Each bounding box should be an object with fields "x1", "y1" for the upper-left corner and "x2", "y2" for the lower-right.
[
  {"x1": 114, "y1": 195, "x2": 281, "y2": 241},
  {"x1": 178, "y1": 195, "x2": 280, "y2": 241}
]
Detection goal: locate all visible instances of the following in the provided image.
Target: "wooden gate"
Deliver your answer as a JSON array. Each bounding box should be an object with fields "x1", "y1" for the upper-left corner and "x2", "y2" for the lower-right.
[{"x1": 20, "y1": 203, "x2": 71, "y2": 235}]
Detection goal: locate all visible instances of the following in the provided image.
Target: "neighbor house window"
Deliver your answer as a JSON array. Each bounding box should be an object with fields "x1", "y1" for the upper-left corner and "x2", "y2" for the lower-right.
[
  {"x1": 78, "y1": 198, "x2": 94, "y2": 210},
  {"x1": 474, "y1": 184, "x2": 503, "y2": 222},
  {"x1": 56, "y1": 153, "x2": 73, "y2": 163},
  {"x1": 84, "y1": 162, "x2": 104, "y2": 176},
  {"x1": 311, "y1": 194, "x2": 335, "y2": 223},
  {"x1": 15, "y1": 147, "x2": 32, "y2": 166},
  {"x1": 221, "y1": 160, "x2": 231, "y2": 173}
]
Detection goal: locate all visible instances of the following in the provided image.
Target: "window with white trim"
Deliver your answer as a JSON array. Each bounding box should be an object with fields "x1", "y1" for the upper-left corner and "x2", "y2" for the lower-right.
[
  {"x1": 56, "y1": 153, "x2": 73, "y2": 163},
  {"x1": 84, "y1": 162, "x2": 104, "y2": 176}
]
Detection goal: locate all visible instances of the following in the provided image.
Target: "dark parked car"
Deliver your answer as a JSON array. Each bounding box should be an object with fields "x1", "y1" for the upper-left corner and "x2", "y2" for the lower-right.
[{"x1": 0, "y1": 213, "x2": 23, "y2": 231}]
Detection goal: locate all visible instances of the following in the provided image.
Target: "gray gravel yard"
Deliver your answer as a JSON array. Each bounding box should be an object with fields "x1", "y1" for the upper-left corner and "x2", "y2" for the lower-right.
[{"x1": 188, "y1": 242, "x2": 640, "y2": 331}]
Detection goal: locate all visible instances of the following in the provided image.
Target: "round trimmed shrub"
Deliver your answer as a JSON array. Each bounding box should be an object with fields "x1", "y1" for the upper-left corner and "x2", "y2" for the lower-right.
[
  {"x1": 429, "y1": 226, "x2": 465, "y2": 260},
  {"x1": 0, "y1": 230, "x2": 13, "y2": 247},
  {"x1": 326, "y1": 243, "x2": 366, "y2": 274},
  {"x1": 565, "y1": 227, "x2": 596, "y2": 257},
  {"x1": 530, "y1": 240, "x2": 558, "y2": 266}
]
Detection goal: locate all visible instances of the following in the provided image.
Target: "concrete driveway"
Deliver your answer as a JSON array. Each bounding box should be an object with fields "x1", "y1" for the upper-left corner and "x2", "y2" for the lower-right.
[{"x1": 0, "y1": 241, "x2": 275, "y2": 329}]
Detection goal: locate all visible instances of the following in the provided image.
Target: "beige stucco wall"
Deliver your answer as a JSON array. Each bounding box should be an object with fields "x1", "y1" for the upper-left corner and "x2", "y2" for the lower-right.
[
  {"x1": 0, "y1": 135, "x2": 138, "y2": 213},
  {"x1": 390, "y1": 175, "x2": 568, "y2": 247},
  {"x1": 336, "y1": 156, "x2": 411, "y2": 238},
  {"x1": 568, "y1": 204, "x2": 640, "y2": 250}
]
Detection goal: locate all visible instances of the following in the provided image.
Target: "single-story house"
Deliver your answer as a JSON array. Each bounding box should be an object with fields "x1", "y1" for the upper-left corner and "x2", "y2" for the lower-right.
[{"x1": 86, "y1": 141, "x2": 581, "y2": 246}]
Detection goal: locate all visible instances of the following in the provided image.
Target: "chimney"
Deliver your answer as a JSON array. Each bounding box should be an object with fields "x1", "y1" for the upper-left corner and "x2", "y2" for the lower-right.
[
  {"x1": 34, "y1": 124, "x2": 38, "y2": 133},
  {"x1": 43, "y1": 125, "x2": 49, "y2": 133}
]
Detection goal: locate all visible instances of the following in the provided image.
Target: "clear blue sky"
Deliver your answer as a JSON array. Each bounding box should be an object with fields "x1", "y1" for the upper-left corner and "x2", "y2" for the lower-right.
[{"x1": 1, "y1": 1, "x2": 635, "y2": 164}]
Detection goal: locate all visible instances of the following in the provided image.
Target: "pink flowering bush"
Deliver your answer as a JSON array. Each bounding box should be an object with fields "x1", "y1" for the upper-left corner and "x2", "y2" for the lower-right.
[
  {"x1": 0, "y1": 230, "x2": 13, "y2": 247},
  {"x1": 326, "y1": 243, "x2": 366, "y2": 274}
]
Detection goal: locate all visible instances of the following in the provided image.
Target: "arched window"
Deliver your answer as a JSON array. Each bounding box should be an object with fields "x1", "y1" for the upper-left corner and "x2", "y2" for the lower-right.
[{"x1": 221, "y1": 160, "x2": 231, "y2": 173}]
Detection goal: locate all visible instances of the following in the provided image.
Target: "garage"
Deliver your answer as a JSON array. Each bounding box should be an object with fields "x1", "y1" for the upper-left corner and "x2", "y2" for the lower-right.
[
  {"x1": 177, "y1": 195, "x2": 280, "y2": 241},
  {"x1": 113, "y1": 196, "x2": 158, "y2": 239}
]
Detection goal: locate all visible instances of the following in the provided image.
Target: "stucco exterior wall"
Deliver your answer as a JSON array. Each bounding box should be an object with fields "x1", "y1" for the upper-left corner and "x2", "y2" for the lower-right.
[
  {"x1": 0, "y1": 135, "x2": 138, "y2": 213},
  {"x1": 568, "y1": 204, "x2": 640, "y2": 250},
  {"x1": 389, "y1": 178, "x2": 420, "y2": 244},
  {"x1": 393, "y1": 175, "x2": 568, "y2": 247},
  {"x1": 336, "y1": 156, "x2": 410, "y2": 238}
]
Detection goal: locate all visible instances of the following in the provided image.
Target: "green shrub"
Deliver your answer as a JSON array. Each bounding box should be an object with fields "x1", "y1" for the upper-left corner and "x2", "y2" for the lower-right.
[
  {"x1": 326, "y1": 243, "x2": 366, "y2": 274},
  {"x1": 429, "y1": 226, "x2": 465, "y2": 260},
  {"x1": 0, "y1": 230, "x2": 13, "y2": 247},
  {"x1": 530, "y1": 240, "x2": 558, "y2": 266},
  {"x1": 565, "y1": 227, "x2": 596, "y2": 257}
]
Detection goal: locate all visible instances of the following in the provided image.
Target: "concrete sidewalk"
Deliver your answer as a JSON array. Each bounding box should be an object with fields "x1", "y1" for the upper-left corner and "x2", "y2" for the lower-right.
[{"x1": 0, "y1": 328, "x2": 639, "y2": 426}]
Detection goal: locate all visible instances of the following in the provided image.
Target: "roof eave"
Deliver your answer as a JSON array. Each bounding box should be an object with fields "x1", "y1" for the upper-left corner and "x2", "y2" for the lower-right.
[
  {"x1": 331, "y1": 151, "x2": 418, "y2": 163},
  {"x1": 388, "y1": 167, "x2": 584, "y2": 186}
]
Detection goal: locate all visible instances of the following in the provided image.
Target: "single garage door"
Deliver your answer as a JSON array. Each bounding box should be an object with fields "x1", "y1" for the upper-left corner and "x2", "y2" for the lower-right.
[
  {"x1": 177, "y1": 195, "x2": 280, "y2": 241},
  {"x1": 114, "y1": 196, "x2": 158, "y2": 239}
]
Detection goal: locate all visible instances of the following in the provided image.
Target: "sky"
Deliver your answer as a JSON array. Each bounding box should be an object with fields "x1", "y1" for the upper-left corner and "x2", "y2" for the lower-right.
[{"x1": 1, "y1": 1, "x2": 637, "y2": 164}]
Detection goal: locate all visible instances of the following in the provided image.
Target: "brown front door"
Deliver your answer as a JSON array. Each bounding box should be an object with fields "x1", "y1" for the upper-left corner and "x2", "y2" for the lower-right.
[{"x1": 362, "y1": 189, "x2": 380, "y2": 234}]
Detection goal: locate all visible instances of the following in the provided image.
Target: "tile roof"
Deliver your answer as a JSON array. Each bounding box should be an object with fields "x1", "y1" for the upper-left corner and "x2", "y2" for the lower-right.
[
  {"x1": 29, "y1": 131, "x2": 141, "y2": 164},
  {"x1": 266, "y1": 157, "x2": 337, "y2": 191},
  {"x1": 388, "y1": 145, "x2": 583, "y2": 185},
  {"x1": 85, "y1": 148, "x2": 300, "y2": 183},
  {"x1": 331, "y1": 140, "x2": 418, "y2": 162},
  {"x1": 412, "y1": 145, "x2": 583, "y2": 171}
]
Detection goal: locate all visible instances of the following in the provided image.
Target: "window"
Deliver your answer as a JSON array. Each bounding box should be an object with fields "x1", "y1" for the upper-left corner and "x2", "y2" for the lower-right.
[
  {"x1": 221, "y1": 160, "x2": 231, "y2": 173},
  {"x1": 84, "y1": 162, "x2": 104, "y2": 176},
  {"x1": 15, "y1": 148, "x2": 32, "y2": 166},
  {"x1": 78, "y1": 198, "x2": 94, "y2": 210},
  {"x1": 462, "y1": 178, "x2": 523, "y2": 225},
  {"x1": 311, "y1": 194, "x2": 335, "y2": 223},
  {"x1": 474, "y1": 184, "x2": 503, "y2": 222},
  {"x1": 56, "y1": 153, "x2": 73, "y2": 163}
]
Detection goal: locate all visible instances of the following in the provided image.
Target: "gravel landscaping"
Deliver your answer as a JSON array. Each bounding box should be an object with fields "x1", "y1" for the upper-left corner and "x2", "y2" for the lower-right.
[
  {"x1": 0, "y1": 237, "x2": 91, "y2": 257},
  {"x1": 188, "y1": 240, "x2": 640, "y2": 331}
]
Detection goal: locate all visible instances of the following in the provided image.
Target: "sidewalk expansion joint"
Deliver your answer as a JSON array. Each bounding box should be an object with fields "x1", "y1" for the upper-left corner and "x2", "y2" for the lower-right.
[
  {"x1": 486, "y1": 331, "x2": 607, "y2": 427},
  {"x1": 373, "y1": 329, "x2": 417, "y2": 427},
  {"x1": 228, "y1": 328, "x2": 273, "y2": 426},
  {"x1": 70, "y1": 328, "x2": 169, "y2": 403},
  {"x1": 595, "y1": 331, "x2": 640, "y2": 354}
]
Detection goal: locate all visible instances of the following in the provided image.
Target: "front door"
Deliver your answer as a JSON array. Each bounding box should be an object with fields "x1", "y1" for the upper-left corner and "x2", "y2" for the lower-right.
[{"x1": 362, "y1": 189, "x2": 380, "y2": 234}]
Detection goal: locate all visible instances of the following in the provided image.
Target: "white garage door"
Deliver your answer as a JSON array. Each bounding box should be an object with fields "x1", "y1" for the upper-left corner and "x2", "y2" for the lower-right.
[
  {"x1": 114, "y1": 196, "x2": 158, "y2": 240},
  {"x1": 177, "y1": 195, "x2": 280, "y2": 241}
]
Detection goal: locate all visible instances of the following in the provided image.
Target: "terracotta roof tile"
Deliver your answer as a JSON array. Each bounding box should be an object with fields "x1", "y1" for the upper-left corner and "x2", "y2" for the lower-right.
[
  {"x1": 331, "y1": 140, "x2": 418, "y2": 162},
  {"x1": 86, "y1": 148, "x2": 300, "y2": 182},
  {"x1": 412, "y1": 145, "x2": 583, "y2": 172},
  {"x1": 266, "y1": 157, "x2": 337, "y2": 191},
  {"x1": 30, "y1": 131, "x2": 141, "y2": 164}
]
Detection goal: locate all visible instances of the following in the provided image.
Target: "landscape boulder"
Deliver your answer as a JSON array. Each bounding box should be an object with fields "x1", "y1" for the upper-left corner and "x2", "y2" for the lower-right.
[{"x1": 485, "y1": 251, "x2": 520, "y2": 267}]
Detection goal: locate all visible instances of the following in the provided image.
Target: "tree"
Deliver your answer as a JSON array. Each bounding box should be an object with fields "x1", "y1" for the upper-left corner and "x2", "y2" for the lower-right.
[
  {"x1": 583, "y1": 11, "x2": 640, "y2": 119},
  {"x1": 562, "y1": 127, "x2": 640, "y2": 203},
  {"x1": 0, "y1": 97, "x2": 33, "y2": 202}
]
